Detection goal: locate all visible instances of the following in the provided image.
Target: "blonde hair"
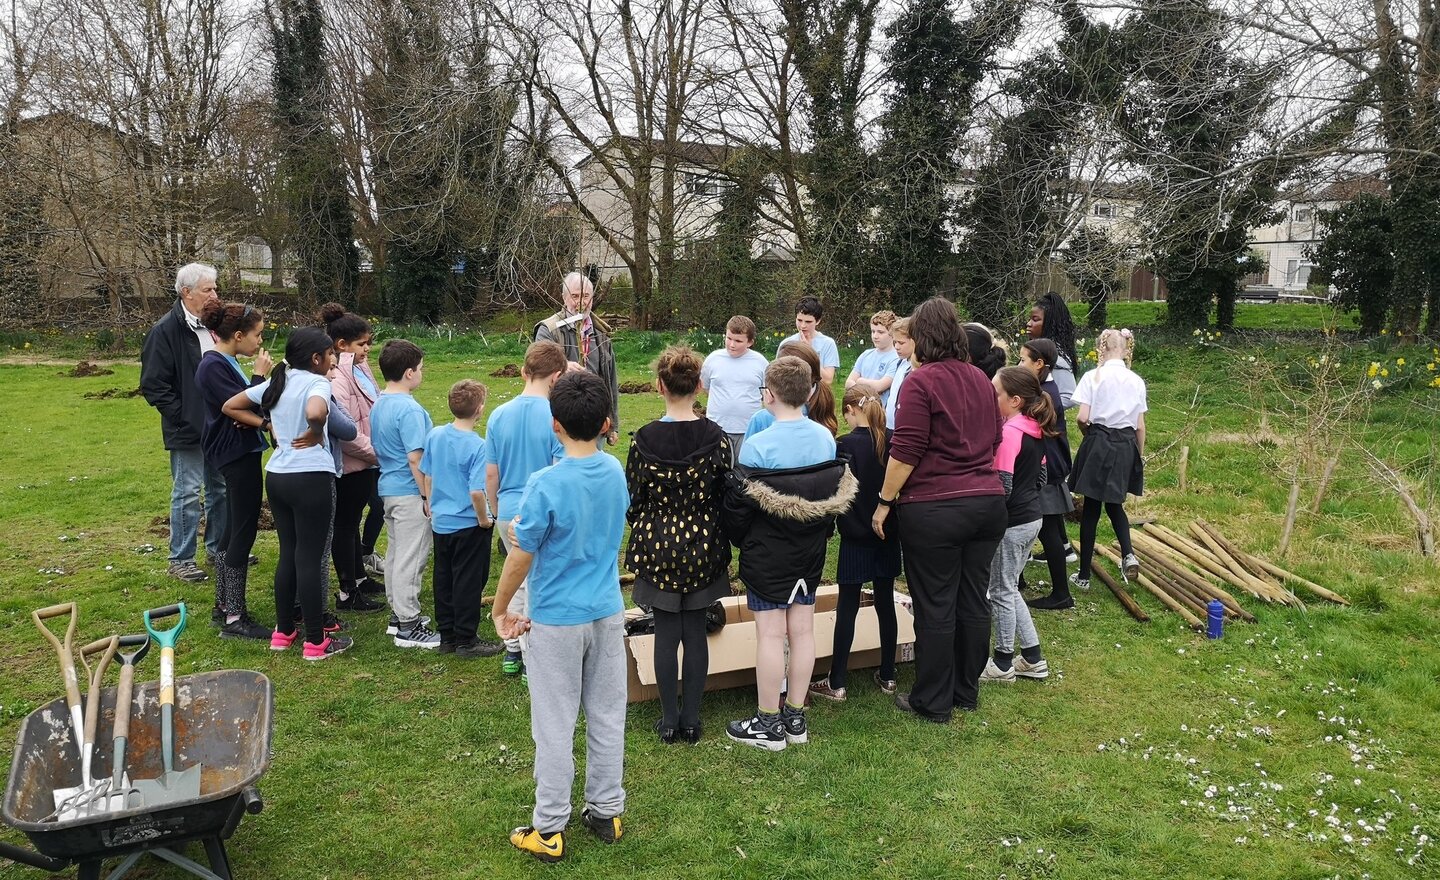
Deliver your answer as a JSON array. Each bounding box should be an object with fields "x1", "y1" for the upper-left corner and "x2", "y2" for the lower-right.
[{"x1": 1096, "y1": 328, "x2": 1135, "y2": 367}]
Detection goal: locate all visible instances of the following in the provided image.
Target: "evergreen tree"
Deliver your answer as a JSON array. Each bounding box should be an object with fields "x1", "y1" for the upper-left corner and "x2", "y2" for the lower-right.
[
  {"x1": 0, "y1": 129, "x2": 44, "y2": 321},
  {"x1": 1309, "y1": 194, "x2": 1393, "y2": 336}
]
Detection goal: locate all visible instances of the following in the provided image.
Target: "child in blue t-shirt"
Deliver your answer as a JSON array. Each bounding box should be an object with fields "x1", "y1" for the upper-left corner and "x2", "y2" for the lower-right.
[
  {"x1": 492, "y1": 370, "x2": 630, "y2": 863},
  {"x1": 420, "y1": 380, "x2": 497, "y2": 658},
  {"x1": 844, "y1": 310, "x2": 901, "y2": 410},
  {"x1": 370, "y1": 339, "x2": 439, "y2": 649}
]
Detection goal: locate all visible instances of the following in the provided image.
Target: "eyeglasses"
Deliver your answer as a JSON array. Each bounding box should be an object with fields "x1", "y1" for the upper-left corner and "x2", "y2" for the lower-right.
[{"x1": 758, "y1": 384, "x2": 767, "y2": 391}]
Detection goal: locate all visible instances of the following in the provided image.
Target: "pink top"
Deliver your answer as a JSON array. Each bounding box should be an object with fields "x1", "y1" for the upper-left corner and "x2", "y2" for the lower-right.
[
  {"x1": 326, "y1": 355, "x2": 379, "y2": 474},
  {"x1": 995, "y1": 413, "x2": 1044, "y2": 475}
]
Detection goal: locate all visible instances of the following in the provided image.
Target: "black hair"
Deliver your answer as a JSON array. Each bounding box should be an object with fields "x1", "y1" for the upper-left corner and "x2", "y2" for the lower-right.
[
  {"x1": 1021, "y1": 338, "x2": 1057, "y2": 383},
  {"x1": 1035, "y1": 292, "x2": 1078, "y2": 370},
  {"x1": 320, "y1": 302, "x2": 371, "y2": 344},
  {"x1": 965, "y1": 324, "x2": 1006, "y2": 379},
  {"x1": 378, "y1": 339, "x2": 424, "y2": 382},
  {"x1": 261, "y1": 327, "x2": 332, "y2": 411},
  {"x1": 795, "y1": 296, "x2": 823, "y2": 320},
  {"x1": 549, "y1": 370, "x2": 610, "y2": 442},
  {"x1": 199, "y1": 300, "x2": 263, "y2": 339}
]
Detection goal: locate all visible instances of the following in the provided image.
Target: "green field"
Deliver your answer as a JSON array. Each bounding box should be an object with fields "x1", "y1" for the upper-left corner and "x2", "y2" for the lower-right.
[{"x1": 1, "y1": 331, "x2": 1437, "y2": 879}]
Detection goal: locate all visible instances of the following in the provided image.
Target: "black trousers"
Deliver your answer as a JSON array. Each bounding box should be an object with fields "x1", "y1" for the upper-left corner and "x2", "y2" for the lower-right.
[
  {"x1": 433, "y1": 524, "x2": 493, "y2": 643},
  {"x1": 268, "y1": 471, "x2": 336, "y2": 644},
  {"x1": 831, "y1": 578, "x2": 897, "y2": 690},
  {"x1": 333, "y1": 469, "x2": 378, "y2": 591},
  {"x1": 361, "y1": 481, "x2": 384, "y2": 556},
  {"x1": 218, "y1": 452, "x2": 264, "y2": 562},
  {"x1": 653, "y1": 607, "x2": 709, "y2": 728},
  {"x1": 898, "y1": 496, "x2": 1007, "y2": 718}
]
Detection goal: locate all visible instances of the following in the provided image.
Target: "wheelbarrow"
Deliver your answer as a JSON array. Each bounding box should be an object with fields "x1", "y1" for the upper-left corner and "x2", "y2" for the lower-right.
[{"x1": 2, "y1": 669, "x2": 273, "y2": 880}]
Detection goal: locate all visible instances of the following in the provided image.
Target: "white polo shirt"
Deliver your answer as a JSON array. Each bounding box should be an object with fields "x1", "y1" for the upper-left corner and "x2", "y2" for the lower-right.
[{"x1": 1071, "y1": 358, "x2": 1146, "y2": 429}]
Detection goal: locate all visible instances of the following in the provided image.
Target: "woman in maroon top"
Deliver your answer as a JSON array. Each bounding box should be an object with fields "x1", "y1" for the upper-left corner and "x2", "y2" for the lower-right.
[{"x1": 872, "y1": 297, "x2": 1007, "y2": 722}]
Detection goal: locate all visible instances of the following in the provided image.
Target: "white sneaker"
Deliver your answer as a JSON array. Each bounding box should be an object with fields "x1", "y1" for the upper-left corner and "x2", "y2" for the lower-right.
[
  {"x1": 1069, "y1": 571, "x2": 1091, "y2": 592},
  {"x1": 979, "y1": 658, "x2": 1016, "y2": 683},
  {"x1": 1122, "y1": 553, "x2": 1140, "y2": 582},
  {"x1": 1014, "y1": 656, "x2": 1050, "y2": 680},
  {"x1": 363, "y1": 553, "x2": 385, "y2": 576},
  {"x1": 386, "y1": 613, "x2": 431, "y2": 635}
]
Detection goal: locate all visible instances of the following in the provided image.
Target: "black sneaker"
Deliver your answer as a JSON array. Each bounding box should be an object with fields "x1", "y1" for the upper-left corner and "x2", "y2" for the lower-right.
[
  {"x1": 455, "y1": 638, "x2": 504, "y2": 659},
  {"x1": 357, "y1": 577, "x2": 386, "y2": 595},
  {"x1": 580, "y1": 807, "x2": 623, "y2": 843},
  {"x1": 218, "y1": 614, "x2": 271, "y2": 641},
  {"x1": 335, "y1": 590, "x2": 384, "y2": 613},
  {"x1": 780, "y1": 705, "x2": 808, "y2": 745},
  {"x1": 295, "y1": 611, "x2": 349, "y2": 633},
  {"x1": 1027, "y1": 593, "x2": 1076, "y2": 610},
  {"x1": 679, "y1": 724, "x2": 702, "y2": 745},
  {"x1": 210, "y1": 605, "x2": 224, "y2": 628},
  {"x1": 437, "y1": 639, "x2": 456, "y2": 655},
  {"x1": 726, "y1": 712, "x2": 786, "y2": 751}
]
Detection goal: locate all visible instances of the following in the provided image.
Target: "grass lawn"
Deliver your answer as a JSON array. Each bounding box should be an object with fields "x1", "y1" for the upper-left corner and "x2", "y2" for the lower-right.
[{"x1": 1, "y1": 332, "x2": 1438, "y2": 879}]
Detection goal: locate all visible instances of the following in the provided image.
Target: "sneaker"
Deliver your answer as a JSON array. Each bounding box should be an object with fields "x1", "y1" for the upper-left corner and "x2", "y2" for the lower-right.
[
  {"x1": 248, "y1": 554, "x2": 260, "y2": 567},
  {"x1": 807, "y1": 678, "x2": 847, "y2": 702},
  {"x1": 168, "y1": 561, "x2": 208, "y2": 583},
  {"x1": 726, "y1": 712, "x2": 787, "y2": 751},
  {"x1": 303, "y1": 635, "x2": 353, "y2": 661},
  {"x1": 296, "y1": 611, "x2": 349, "y2": 633},
  {"x1": 1069, "y1": 571, "x2": 1091, "y2": 592},
  {"x1": 1014, "y1": 656, "x2": 1050, "y2": 680},
  {"x1": 363, "y1": 553, "x2": 385, "y2": 576},
  {"x1": 437, "y1": 639, "x2": 456, "y2": 655},
  {"x1": 501, "y1": 650, "x2": 524, "y2": 675},
  {"x1": 335, "y1": 590, "x2": 384, "y2": 613},
  {"x1": 270, "y1": 629, "x2": 299, "y2": 651},
  {"x1": 210, "y1": 605, "x2": 224, "y2": 628},
  {"x1": 357, "y1": 576, "x2": 386, "y2": 595},
  {"x1": 219, "y1": 614, "x2": 271, "y2": 641},
  {"x1": 509, "y1": 826, "x2": 564, "y2": 863},
  {"x1": 1122, "y1": 553, "x2": 1141, "y2": 582},
  {"x1": 679, "y1": 725, "x2": 702, "y2": 745},
  {"x1": 394, "y1": 620, "x2": 442, "y2": 649},
  {"x1": 1027, "y1": 593, "x2": 1076, "y2": 611},
  {"x1": 979, "y1": 658, "x2": 1016, "y2": 683},
  {"x1": 873, "y1": 670, "x2": 898, "y2": 695},
  {"x1": 580, "y1": 807, "x2": 623, "y2": 843},
  {"x1": 1028, "y1": 545, "x2": 1078, "y2": 565},
  {"x1": 456, "y1": 638, "x2": 504, "y2": 659},
  {"x1": 781, "y1": 705, "x2": 808, "y2": 744},
  {"x1": 385, "y1": 614, "x2": 431, "y2": 636}
]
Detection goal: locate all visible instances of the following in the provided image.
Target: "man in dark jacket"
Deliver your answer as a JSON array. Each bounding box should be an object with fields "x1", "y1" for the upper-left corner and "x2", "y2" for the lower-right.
[
  {"x1": 140, "y1": 263, "x2": 227, "y2": 583},
  {"x1": 534, "y1": 272, "x2": 619, "y2": 446}
]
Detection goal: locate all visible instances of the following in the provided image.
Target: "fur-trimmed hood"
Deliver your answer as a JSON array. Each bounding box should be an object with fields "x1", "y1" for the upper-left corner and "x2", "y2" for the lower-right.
[{"x1": 732, "y1": 459, "x2": 858, "y2": 522}]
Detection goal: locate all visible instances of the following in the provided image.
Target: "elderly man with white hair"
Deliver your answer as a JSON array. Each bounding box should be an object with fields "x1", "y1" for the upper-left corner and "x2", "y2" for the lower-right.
[
  {"x1": 534, "y1": 272, "x2": 620, "y2": 446},
  {"x1": 140, "y1": 262, "x2": 231, "y2": 587}
]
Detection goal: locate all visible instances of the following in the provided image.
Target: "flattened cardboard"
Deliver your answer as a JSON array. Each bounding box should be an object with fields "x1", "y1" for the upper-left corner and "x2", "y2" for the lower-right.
[{"x1": 624, "y1": 584, "x2": 916, "y2": 703}]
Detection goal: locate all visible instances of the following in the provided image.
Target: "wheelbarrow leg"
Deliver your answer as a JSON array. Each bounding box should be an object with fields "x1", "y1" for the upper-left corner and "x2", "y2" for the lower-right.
[
  {"x1": 77, "y1": 860, "x2": 102, "y2": 880},
  {"x1": 101, "y1": 851, "x2": 144, "y2": 880},
  {"x1": 202, "y1": 837, "x2": 234, "y2": 880}
]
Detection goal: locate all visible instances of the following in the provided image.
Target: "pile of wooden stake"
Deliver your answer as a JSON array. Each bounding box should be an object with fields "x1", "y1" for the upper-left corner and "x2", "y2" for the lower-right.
[{"x1": 1088, "y1": 520, "x2": 1348, "y2": 630}]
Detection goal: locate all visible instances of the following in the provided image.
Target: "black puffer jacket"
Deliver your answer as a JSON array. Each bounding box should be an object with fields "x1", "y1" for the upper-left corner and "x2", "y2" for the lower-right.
[
  {"x1": 140, "y1": 299, "x2": 207, "y2": 450},
  {"x1": 624, "y1": 419, "x2": 733, "y2": 593},
  {"x1": 723, "y1": 458, "x2": 858, "y2": 604}
]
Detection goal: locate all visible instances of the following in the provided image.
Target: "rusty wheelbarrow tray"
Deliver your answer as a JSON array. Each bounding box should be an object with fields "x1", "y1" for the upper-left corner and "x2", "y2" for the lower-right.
[{"x1": 2, "y1": 669, "x2": 273, "y2": 880}]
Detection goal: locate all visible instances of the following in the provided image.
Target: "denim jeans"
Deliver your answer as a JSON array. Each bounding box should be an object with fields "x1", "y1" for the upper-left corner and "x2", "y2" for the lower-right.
[{"x1": 169, "y1": 448, "x2": 228, "y2": 563}]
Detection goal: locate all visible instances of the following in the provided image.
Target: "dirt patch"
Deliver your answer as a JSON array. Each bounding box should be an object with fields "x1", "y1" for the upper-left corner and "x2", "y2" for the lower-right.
[
  {"x1": 0, "y1": 355, "x2": 133, "y2": 367},
  {"x1": 84, "y1": 387, "x2": 143, "y2": 400},
  {"x1": 1207, "y1": 429, "x2": 1289, "y2": 447},
  {"x1": 490, "y1": 363, "x2": 521, "y2": 378},
  {"x1": 63, "y1": 361, "x2": 114, "y2": 377},
  {"x1": 619, "y1": 381, "x2": 655, "y2": 394}
]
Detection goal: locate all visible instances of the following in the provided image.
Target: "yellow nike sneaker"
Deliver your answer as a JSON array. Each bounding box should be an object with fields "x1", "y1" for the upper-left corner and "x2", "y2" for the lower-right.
[{"x1": 509, "y1": 826, "x2": 565, "y2": 862}]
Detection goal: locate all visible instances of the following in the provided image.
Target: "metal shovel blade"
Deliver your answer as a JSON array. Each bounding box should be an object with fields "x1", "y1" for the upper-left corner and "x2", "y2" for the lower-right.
[
  {"x1": 131, "y1": 604, "x2": 202, "y2": 807},
  {"x1": 53, "y1": 636, "x2": 119, "y2": 821}
]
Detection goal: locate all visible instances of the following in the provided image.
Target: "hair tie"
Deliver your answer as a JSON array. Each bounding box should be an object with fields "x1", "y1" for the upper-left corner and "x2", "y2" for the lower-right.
[{"x1": 1120, "y1": 328, "x2": 1133, "y2": 339}]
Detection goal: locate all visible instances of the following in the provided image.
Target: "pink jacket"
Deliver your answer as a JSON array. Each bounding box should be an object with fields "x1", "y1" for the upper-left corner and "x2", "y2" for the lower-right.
[{"x1": 327, "y1": 354, "x2": 379, "y2": 474}]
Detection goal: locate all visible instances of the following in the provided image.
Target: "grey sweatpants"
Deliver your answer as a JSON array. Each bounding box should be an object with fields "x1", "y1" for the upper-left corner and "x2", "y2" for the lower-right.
[
  {"x1": 987, "y1": 518, "x2": 1043, "y2": 654},
  {"x1": 527, "y1": 611, "x2": 627, "y2": 833},
  {"x1": 382, "y1": 494, "x2": 432, "y2": 622},
  {"x1": 497, "y1": 517, "x2": 528, "y2": 653}
]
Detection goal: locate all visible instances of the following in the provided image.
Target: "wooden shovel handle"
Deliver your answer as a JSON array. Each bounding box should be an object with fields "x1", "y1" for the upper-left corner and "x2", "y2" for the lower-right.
[
  {"x1": 31, "y1": 603, "x2": 81, "y2": 711},
  {"x1": 79, "y1": 636, "x2": 119, "y2": 748}
]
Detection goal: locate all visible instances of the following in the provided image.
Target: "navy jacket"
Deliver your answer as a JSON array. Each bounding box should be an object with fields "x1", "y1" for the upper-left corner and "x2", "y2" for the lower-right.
[
  {"x1": 140, "y1": 300, "x2": 207, "y2": 450},
  {"x1": 194, "y1": 351, "x2": 267, "y2": 471}
]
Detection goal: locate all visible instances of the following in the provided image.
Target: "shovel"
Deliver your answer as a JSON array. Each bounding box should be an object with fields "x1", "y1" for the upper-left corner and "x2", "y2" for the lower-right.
[
  {"x1": 52, "y1": 636, "x2": 119, "y2": 819},
  {"x1": 31, "y1": 604, "x2": 86, "y2": 814},
  {"x1": 103, "y1": 634, "x2": 151, "y2": 812},
  {"x1": 132, "y1": 603, "x2": 202, "y2": 807}
]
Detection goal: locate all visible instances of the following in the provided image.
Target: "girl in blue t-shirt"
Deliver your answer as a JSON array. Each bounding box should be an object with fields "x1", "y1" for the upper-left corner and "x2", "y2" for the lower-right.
[{"x1": 224, "y1": 328, "x2": 352, "y2": 661}]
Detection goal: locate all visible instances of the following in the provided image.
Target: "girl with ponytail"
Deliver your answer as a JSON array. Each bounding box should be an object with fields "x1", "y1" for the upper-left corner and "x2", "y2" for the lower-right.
[
  {"x1": 808, "y1": 386, "x2": 901, "y2": 702},
  {"x1": 979, "y1": 367, "x2": 1055, "y2": 683}
]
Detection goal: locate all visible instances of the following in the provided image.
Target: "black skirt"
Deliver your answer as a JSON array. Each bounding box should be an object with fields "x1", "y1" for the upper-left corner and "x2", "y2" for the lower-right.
[
  {"x1": 1069, "y1": 423, "x2": 1144, "y2": 504},
  {"x1": 632, "y1": 571, "x2": 733, "y2": 613},
  {"x1": 836, "y1": 538, "x2": 903, "y2": 584}
]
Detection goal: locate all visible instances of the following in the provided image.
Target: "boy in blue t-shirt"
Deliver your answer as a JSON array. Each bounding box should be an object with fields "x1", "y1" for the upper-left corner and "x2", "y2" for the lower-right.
[
  {"x1": 844, "y1": 309, "x2": 901, "y2": 411},
  {"x1": 370, "y1": 339, "x2": 440, "y2": 648},
  {"x1": 485, "y1": 340, "x2": 566, "y2": 676},
  {"x1": 420, "y1": 380, "x2": 497, "y2": 659},
  {"x1": 492, "y1": 370, "x2": 630, "y2": 863}
]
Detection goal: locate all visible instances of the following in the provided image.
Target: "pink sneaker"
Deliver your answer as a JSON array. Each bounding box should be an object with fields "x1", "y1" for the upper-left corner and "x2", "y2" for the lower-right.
[
  {"x1": 270, "y1": 629, "x2": 299, "y2": 651},
  {"x1": 303, "y1": 635, "x2": 353, "y2": 661}
]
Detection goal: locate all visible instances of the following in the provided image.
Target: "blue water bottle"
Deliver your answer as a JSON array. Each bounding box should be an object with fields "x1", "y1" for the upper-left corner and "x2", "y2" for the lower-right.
[{"x1": 1206, "y1": 600, "x2": 1224, "y2": 639}]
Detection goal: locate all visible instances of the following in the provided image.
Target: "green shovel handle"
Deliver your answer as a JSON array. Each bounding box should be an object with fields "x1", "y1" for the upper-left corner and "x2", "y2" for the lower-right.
[{"x1": 143, "y1": 604, "x2": 187, "y2": 648}]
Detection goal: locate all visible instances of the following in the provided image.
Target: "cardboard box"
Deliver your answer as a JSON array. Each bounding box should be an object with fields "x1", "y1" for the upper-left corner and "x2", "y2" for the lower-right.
[{"x1": 623, "y1": 584, "x2": 917, "y2": 703}]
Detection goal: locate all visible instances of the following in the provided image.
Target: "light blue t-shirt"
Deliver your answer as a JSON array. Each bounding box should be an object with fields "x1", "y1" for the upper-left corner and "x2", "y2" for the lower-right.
[
  {"x1": 853, "y1": 347, "x2": 902, "y2": 410},
  {"x1": 420, "y1": 424, "x2": 489, "y2": 534},
  {"x1": 701, "y1": 348, "x2": 768, "y2": 433},
  {"x1": 513, "y1": 454, "x2": 629, "y2": 626},
  {"x1": 885, "y1": 358, "x2": 913, "y2": 429},
  {"x1": 371, "y1": 392, "x2": 433, "y2": 497},
  {"x1": 739, "y1": 417, "x2": 836, "y2": 470},
  {"x1": 779, "y1": 331, "x2": 840, "y2": 371},
  {"x1": 743, "y1": 403, "x2": 808, "y2": 445},
  {"x1": 485, "y1": 394, "x2": 565, "y2": 520},
  {"x1": 245, "y1": 370, "x2": 332, "y2": 474}
]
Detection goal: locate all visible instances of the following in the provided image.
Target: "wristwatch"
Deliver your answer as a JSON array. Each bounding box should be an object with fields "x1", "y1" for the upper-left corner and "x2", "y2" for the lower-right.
[{"x1": 877, "y1": 493, "x2": 896, "y2": 506}]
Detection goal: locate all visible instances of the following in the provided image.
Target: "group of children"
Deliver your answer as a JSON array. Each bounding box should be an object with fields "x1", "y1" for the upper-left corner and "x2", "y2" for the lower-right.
[{"x1": 192, "y1": 292, "x2": 1149, "y2": 863}]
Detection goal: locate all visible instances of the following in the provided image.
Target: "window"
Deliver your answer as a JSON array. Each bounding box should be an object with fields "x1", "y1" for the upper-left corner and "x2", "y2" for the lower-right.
[
  {"x1": 1093, "y1": 203, "x2": 1116, "y2": 218},
  {"x1": 687, "y1": 174, "x2": 719, "y2": 197},
  {"x1": 1293, "y1": 205, "x2": 1313, "y2": 223},
  {"x1": 1283, "y1": 259, "x2": 1314, "y2": 288}
]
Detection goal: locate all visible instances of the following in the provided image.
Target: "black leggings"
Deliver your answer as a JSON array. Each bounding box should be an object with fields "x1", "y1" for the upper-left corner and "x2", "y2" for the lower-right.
[
  {"x1": 361, "y1": 481, "x2": 384, "y2": 557},
  {"x1": 219, "y1": 453, "x2": 263, "y2": 563},
  {"x1": 1037, "y1": 514, "x2": 1070, "y2": 591},
  {"x1": 831, "y1": 579, "x2": 897, "y2": 689},
  {"x1": 334, "y1": 469, "x2": 378, "y2": 591},
  {"x1": 267, "y1": 471, "x2": 336, "y2": 644},
  {"x1": 653, "y1": 607, "x2": 709, "y2": 729},
  {"x1": 1078, "y1": 497, "x2": 1133, "y2": 578}
]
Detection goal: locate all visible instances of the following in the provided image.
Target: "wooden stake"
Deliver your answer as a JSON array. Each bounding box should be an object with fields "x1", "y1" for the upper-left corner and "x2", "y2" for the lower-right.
[
  {"x1": 1278, "y1": 480, "x2": 1302, "y2": 558},
  {"x1": 1089, "y1": 559, "x2": 1150, "y2": 623},
  {"x1": 1194, "y1": 521, "x2": 1301, "y2": 606},
  {"x1": 1246, "y1": 556, "x2": 1350, "y2": 606},
  {"x1": 1188, "y1": 522, "x2": 1295, "y2": 606},
  {"x1": 1099, "y1": 546, "x2": 1202, "y2": 628},
  {"x1": 1142, "y1": 524, "x2": 1259, "y2": 598},
  {"x1": 1131, "y1": 532, "x2": 1255, "y2": 621},
  {"x1": 1178, "y1": 445, "x2": 1190, "y2": 493},
  {"x1": 1310, "y1": 452, "x2": 1341, "y2": 515}
]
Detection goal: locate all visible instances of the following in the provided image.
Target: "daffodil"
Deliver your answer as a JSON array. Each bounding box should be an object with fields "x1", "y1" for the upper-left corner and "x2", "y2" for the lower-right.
[
  {"x1": 1372, "y1": 379, "x2": 1383, "y2": 390},
  {"x1": 1397, "y1": 358, "x2": 1405, "y2": 367},
  {"x1": 1367, "y1": 362, "x2": 1379, "y2": 378},
  {"x1": 1381, "y1": 368, "x2": 1389, "y2": 377}
]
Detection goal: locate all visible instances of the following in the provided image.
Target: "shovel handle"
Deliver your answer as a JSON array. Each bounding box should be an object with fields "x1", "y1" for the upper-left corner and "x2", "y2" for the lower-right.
[
  {"x1": 31, "y1": 603, "x2": 81, "y2": 711},
  {"x1": 79, "y1": 637, "x2": 119, "y2": 749},
  {"x1": 144, "y1": 603, "x2": 187, "y2": 649},
  {"x1": 111, "y1": 660, "x2": 136, "y2": 788}
]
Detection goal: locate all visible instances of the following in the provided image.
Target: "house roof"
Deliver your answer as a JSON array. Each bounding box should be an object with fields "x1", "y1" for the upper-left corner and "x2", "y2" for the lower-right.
[
  {"x1": 1281, "y1": 173, "x2": 1388, "y2": 203},
  {"x1": 575, "y1": 137, "x2": 740, "y2": 171}
]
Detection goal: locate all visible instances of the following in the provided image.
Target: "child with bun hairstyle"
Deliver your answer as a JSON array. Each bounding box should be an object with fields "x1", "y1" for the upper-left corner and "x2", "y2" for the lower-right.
[
  {"x1": 194, "y1": 300, "x2": 272, "y2": 640},
  {"x1": 625, "y1": 345, "x2": 734, "y2": 744},
  {"x1": 1018, "y1": 338, "x2": 1078, "y2": 609},
  {"x1": 1068, "y1": 328, "x2": 1146, "y2": 591},
  {"x1": 964, "y1": 323, "x2": 1009, "y2": 379},
  {"x1": 980, "y1": 367, "x2": 1054, "y2": 682},
  {"x1": 808, "y1": 386, "x2": 901, "y2": 701},
  {"x1": 321, "y1": 303, "x2": 385, "y2": 613},
  {"x1": 742, "y1": 340, "x2": 837, "y2": 442}
]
